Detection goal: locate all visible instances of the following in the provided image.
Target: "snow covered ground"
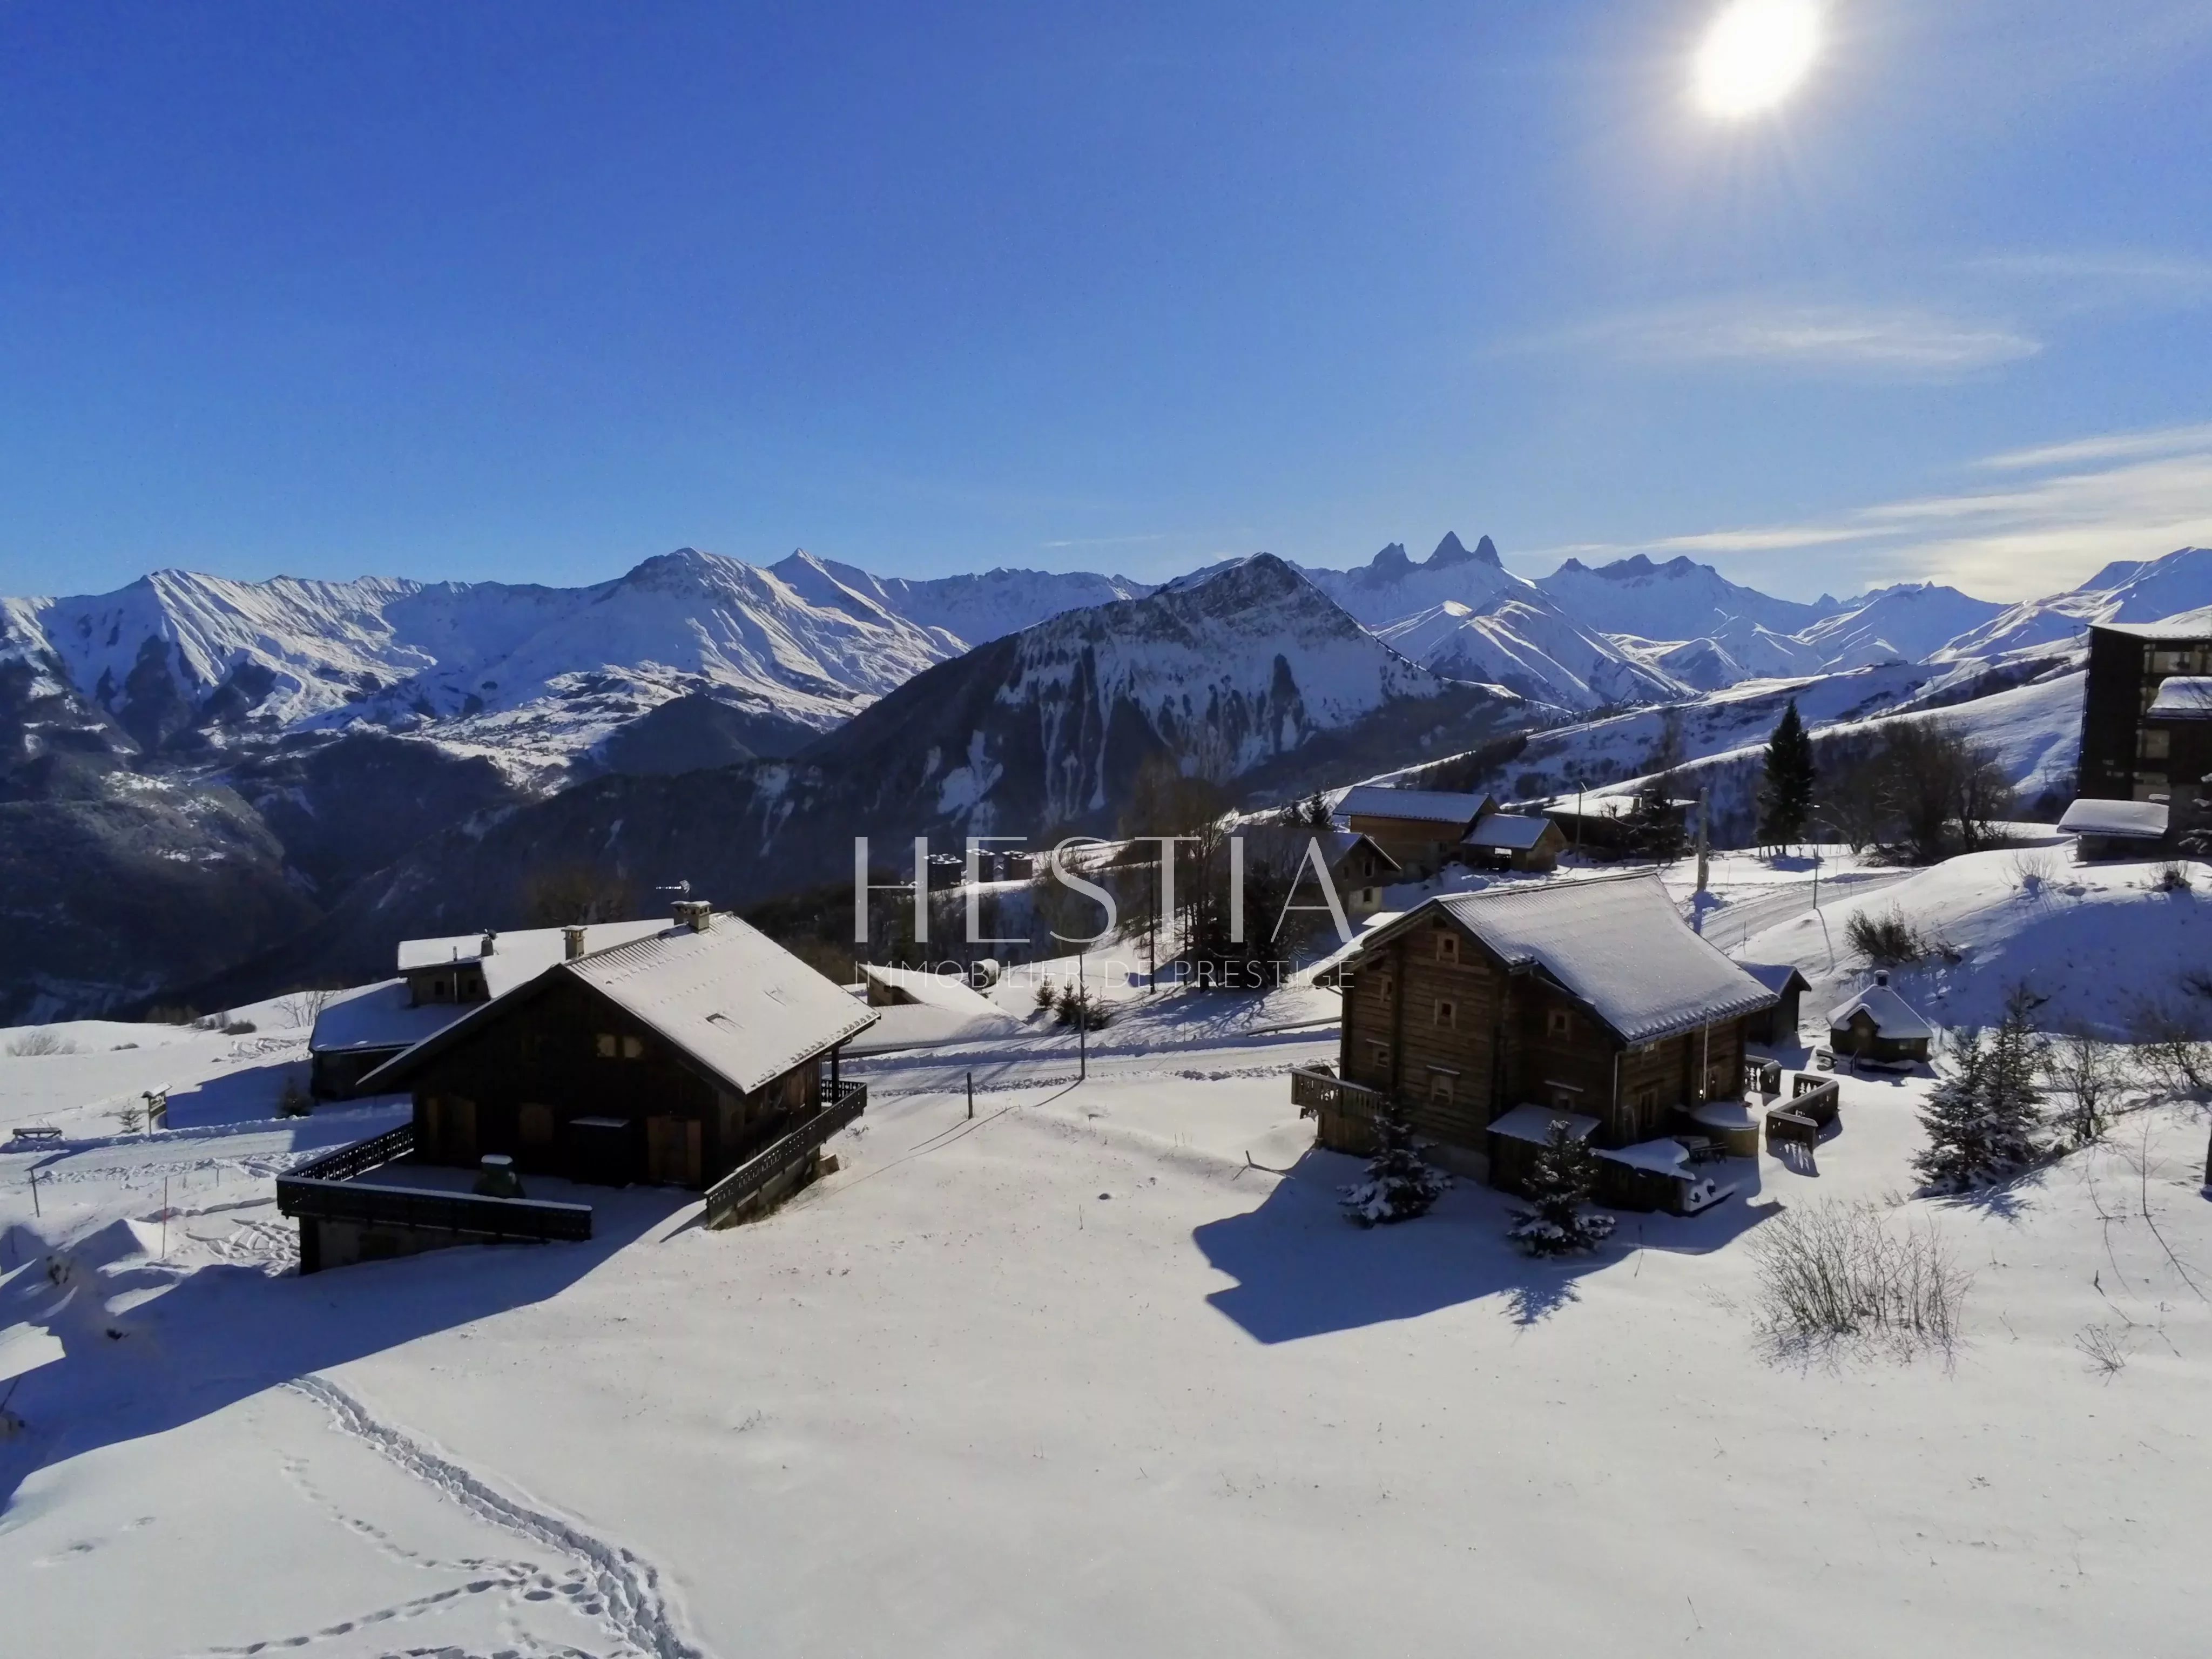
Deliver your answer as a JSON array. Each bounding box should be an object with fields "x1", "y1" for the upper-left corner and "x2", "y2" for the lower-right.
[{"x1": 3, "y1": 864, "x2": 2210, "y2": 1658}]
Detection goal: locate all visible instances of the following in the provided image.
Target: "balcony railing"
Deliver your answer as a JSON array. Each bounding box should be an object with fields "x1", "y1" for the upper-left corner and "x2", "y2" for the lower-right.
[
  {"x1": 701, "y1": 1081, "x2": 867, "y2": 1229},
  {"x1": 1290, "y1": 1064, "x2": 1383, "y2": 1121}
]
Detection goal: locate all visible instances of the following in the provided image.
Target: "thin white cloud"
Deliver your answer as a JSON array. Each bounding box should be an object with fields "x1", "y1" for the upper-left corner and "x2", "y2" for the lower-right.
[
  {"x1": 1532, "y1": 423, "x2": 2212, "y2": 601},
  {"x1": 1518, "y1": 300, "x2": 2040, "y2": 379}
]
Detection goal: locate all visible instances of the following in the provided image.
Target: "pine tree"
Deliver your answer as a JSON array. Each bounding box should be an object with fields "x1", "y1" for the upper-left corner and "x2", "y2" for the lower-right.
[
  {"x1": 1507, "y1": 1122, "x2": 1618, "y2": 1255},
  {"x1": 1340, "y1": 1099, "x2": 1449, "y2": 1226},
  {"x1": 1623, "y1": 780, "x2": 1688, "y2": 861},
  {"x1": 1914, "y1": 990, "x2": 2046, "y2": 1192},
  {"x1": 1757, "y1": 700, "x2": 1817, "y2": 851}
]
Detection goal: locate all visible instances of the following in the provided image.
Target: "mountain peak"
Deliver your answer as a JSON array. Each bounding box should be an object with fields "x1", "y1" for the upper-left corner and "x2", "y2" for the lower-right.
[{"x1": 1425, "y1": 531, "x2": 1500, "y2": 570}]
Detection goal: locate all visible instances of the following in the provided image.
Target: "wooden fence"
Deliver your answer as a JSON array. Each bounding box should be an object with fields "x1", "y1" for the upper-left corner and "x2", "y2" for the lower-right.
[
  {"x1": 701, "y1": 1082, "x2": 867, "y2": 1230},
  {"x1": 276, "y1": 1175, "x2": 593, "y2": 1244}
]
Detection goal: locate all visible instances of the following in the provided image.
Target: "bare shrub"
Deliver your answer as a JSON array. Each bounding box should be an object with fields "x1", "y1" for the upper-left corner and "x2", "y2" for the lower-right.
[
  {"x1": 5, "y1": 1030, "x2": 77, "y2": 1057},
  {"x1": 2039, "y1": 1030, "x2": 2122, "y2": 1148},
  {"x1": 2010, "y1": 851, "x2": 2061, "y2": 895},
  {"x1": 1748, "y1": 1201, "x2": 1966, "y2": 1359},
  {"x1": 2149, "y1": 859, "x2": 2192, "y2": 894},
  {"x1": 1845, "y1": 906, "x2": 1925, "y2": 968},
  {"x1": 2074, "y1": 1323, "x2": 2130, "y2": 1379},
  {"x1": 279, "y1": 987, "x2": 338, "y2": 1028},
  {"x1": 2128, "y1": 1001, "x2": 2212, "y2": 1098}
]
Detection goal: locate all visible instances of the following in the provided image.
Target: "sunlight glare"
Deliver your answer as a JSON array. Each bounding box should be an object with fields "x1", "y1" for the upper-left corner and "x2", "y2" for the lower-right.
[{"x1": 1693, "y1": 0, "x2": 1822, "y2": 119}]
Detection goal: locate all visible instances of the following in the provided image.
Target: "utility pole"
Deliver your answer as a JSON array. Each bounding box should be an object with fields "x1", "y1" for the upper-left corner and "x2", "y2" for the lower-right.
[
  {"x1": 1078, "y1": 953, "x2": 1088, "y2": 1082},
  {"x1": 1695, "y1": 785, "x2": 1711, "y2": 899}
]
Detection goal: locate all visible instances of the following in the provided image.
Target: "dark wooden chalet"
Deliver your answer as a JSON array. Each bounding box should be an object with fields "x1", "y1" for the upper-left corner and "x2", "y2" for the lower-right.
[
  {"x1": 360, "y1": 905, "x2": 877, "y2": 1189},
  {"x1": 1339, "y1": 786, "x2": 1496, "y2": 879},
  {"x1": 1301, "y1": 872, "x2": 1776, "y2": 1192},
  {"x1": 1737, "y1": 962, "x2": 1811, "y2": 1047},
  {"x1": 1824, "y1": 972, "x2": 1932, "y2": 1065}
]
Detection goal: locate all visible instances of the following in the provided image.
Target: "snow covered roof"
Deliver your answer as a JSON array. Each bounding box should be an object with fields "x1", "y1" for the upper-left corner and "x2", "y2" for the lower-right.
[
  {"x1": 843, "y1": 1000, "x2": 1021, "y2": 1055},
  {"x1": 395, "y1": 919, "x2": 669, "y2": 999},
  {"x1": 1414, "y1": 874, "x2": 1777, "y2": 1044},
  {"x1": 1487, "y1": 1104, "x2": 1597, "y2": 1145},
  {"x1": 2058, "y1": 797, "x2": 2169, "y2": 839},
  {"x1": 307, "y1": 979, "x2": 467, "y2": 1056},
  {"x1": 1736, "y1": 961, "x2": 1810, "y2": 995},
  {"x1": 2146, "y1": 676, "x2": 2212, "y2": 718},
  {"x1": 1317, "y1": 829, "x2": 1400, "y2": 871},
  {"x1": 1338, "y1": 785, "x2": 1492, "y2": 827},
  {"x1": 365, "y1": 916, "x2": 878, "y2": 1097},
  {"x1": 1825, "y1": 982, "x2": 1934, "y2": 1041},
  {"x1": 1462, "y1": 811, "x2": 1556, "y2": 852},
  {"x1": 2092, "y1": 618, "x2": 2212, "y2": 640},
  {"x1": 858, "y1": 963, "x2": 1008, "y2": 1016},
  {"x1": 1594, "y1": 1137, "x2": 1691, "y2": 1175}
]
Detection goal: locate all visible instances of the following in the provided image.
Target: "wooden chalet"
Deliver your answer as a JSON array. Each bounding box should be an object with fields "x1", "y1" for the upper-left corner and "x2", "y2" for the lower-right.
[
  {"x1": 1298, "y1": 873, "x2": 1776, "y2": 1196},
  {"x1": 1824, "y1": 972, "x2": 1932, "y2": 1065},
  {"x1": 1307, "y1": 828, "x2": 1401, "y2": 921},
  {"x1": 1737, "y1": 962, "x2": 1811, "y2": 1047},
  {"x1": 1338, "y1": 785, "x2": 1495, "y2": 879},
  {"x1": 310, "y1": 918, "x2": 666, "y2": 1098},
  {"x1": 1460, "y1": 810, "x2": 1568, "y2": 873},
  {"x1": 360, "y1": 903, "x2": 877, "y2": 1189}
]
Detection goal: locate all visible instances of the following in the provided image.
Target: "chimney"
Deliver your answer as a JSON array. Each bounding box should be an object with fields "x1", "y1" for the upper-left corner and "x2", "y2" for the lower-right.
[
  {"x1": 563, "y1": 925, "x2": 588, "y2": 961},
  {"x1": 480, "y1": 930, "x2": 497, "y2": 956},
  {"x1": 1874, "y1": 969, "x2": 1889, "y2": 987},
  {"x1": 673, "y1": 900, "x2": 713, "y2": 933}
]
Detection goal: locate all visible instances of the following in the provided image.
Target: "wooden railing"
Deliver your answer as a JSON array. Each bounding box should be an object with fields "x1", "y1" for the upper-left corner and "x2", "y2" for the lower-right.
[
  {"x1": 275, "y1": 1173, "x2": 592, "y2": 1242},
  {"x1": 1788, "y1": 1074, "x2": 1842, "y2": 1126},
  {"x1": 289, "y1": 1121, "x2": 416, "y2": 1183},
  {"x1": 701, "y1": 1082, "x2": 867, "y2": 1229},
  {"x1": 1290, "y1": 1065, "x2": 1382, "y2": 1121}
]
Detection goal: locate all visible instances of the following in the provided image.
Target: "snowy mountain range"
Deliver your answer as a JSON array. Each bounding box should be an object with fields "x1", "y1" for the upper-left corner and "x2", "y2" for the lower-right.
[{"x1": 6, "y1": 529, "x2": 2212, "y2": 1021}]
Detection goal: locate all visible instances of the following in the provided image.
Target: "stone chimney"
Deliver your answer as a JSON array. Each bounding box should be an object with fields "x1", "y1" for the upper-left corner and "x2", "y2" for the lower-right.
[
  {"x1": 673, "y1": 900, "x2": 713, "y2": 933},
  {"x1": 563, "y1": 925, "x2": 588, "y2": 961},
  {"x1": 479, "y1": 930, "x2": 497, "y2": 956},
  {"x1": 1873, "y1": 969, "x2": 1890, "y2": 987}
]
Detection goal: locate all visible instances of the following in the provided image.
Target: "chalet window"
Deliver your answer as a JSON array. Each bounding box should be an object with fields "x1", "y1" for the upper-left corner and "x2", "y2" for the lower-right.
[
  {"x1": 1377, "y1": 975, "x2": 1396, "y2": 1003},
  {"x1": 1428, "y1": 1074, "x2": 1455, "y2": 1106},
  {"x1": 622, "y1": 1035, "x2": 645, "y2": 1060},
  {"x1": 1546, "y1": 1008, "x2": 1572, "y2": 1038},
  {"x1": 594, "y1": 1032, "x2": 620, "y2": 1059},
  {"x1": 1368, "y1": 1040, "x2": 1391, "y2": 1067},
  {"x1": 433, "y1": 978, "x2": 450, "y2": 1002},
  {"x1": 1636, "y1": 1088, "x2": 1658, "y2": 1111},
  {"x1": 2141, "y1": 728, "x2": 2171, "y2": 761},
  {"x1": 1435, "y1": 933, "x2": 1459, "y2": 963},
  {"x1": 1434, "y1": 999, "x2": 1456, "y2": 1030}
]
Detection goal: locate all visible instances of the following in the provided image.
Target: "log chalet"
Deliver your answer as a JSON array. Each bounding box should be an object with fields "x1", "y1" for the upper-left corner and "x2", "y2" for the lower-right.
[
  {"x1": 1301, "y1": 873, "x2": 1776, "y2": 1192},
  {"x1": 360, "y1": 903, "x2": 876, "y2": 1189}
]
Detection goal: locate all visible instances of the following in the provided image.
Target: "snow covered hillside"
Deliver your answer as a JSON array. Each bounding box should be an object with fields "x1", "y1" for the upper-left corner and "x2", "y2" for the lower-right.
[
  {"x1": 1936, "y1": 545, "x2": 2212, "y2": 662},
  {"x1": 1535, "y1": 551, "x2": 1842, "y2": 638},
  {"x1": 3, "y1": 909, "x2": 2208, "y2": 1657}
]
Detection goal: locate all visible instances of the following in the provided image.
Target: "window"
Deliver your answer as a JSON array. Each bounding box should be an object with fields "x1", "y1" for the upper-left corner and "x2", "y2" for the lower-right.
[
  {"x1": 1546, "y1": 1008, "x2": 1572, "y2": 1039},
  {"x1": 433, "y1": 978, "x2": 450, "y2": 1002},
  {"x1": 1368, "y1": 1040, "x2": 1391, "y2": 1067},
  {"x1": 1376, "y1": 975, "x2": 1395, "y2": 1003},
  {"x1": 1636, "y1": 1088, "x2": 1658, "y2": 1111},
  {"x1": 2141, "y1": 728, "x2": 2171, "y2": 761},
  {"x1": 1435, "y1": 933, "x2": 1459, "y2": 963},
  {"x1": 622, "y1": 1035, "x2": 645, "y2": 1060},
  {"x1": 1428, "y1": 1074, "x2": 1455, "y2": 1106},
  {"x1": 1434, "y1": 999, "x2": 1456, "y2": 1030},
  {"x1": 595, "y1": 1032, "x2": 618, "y2": 1058}
]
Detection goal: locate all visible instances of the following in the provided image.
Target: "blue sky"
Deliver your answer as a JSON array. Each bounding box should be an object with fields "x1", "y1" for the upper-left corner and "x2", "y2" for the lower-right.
[{"x1": 3, "y1": 1, "x2": 2209, "y2": 601}]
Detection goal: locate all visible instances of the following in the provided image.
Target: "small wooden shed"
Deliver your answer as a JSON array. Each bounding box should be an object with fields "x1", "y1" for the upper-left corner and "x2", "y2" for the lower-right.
[
  {"x1": 1460, "y1": 811, "x2": 1568, "y2": 873},
  {"x1": 1736, "y1": 962, "x2": 1810, "y2": 1047},
  {"x1": 1825, "y1": 972, "x2": 1933, "y2": 1065}
]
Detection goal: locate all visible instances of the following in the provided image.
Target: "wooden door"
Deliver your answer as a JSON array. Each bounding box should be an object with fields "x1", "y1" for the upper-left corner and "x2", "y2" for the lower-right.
[
  {"x1": 519, "y1": 1103, "x2": 555, "y2": 1167},
  {"x1": 446, "y1": 1097, "x2": 478, "y2": 1165},
  {"x1": 646, "y1": 1115, "x2": 702, "y2": 1186}
]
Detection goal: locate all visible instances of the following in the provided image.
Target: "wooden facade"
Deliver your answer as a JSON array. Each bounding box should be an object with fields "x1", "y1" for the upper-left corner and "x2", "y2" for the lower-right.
[
  {"x1": 387, "y1": 973, "x2": 834, "y2": 1190},
  {"x1": 2076, "y1": 623, "x2": 2212, "y2": 845},
  {"x1": 1333, "y1": 906, "x2": 1752, "y2": 1182}
]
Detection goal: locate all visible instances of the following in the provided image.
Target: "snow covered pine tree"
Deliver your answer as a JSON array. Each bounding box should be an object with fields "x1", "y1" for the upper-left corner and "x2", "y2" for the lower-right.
[
  {"x1": 1507, "y1": 1121, "x2": 1618, "y2": 1255},
  {"x1": 1340, "y1": 1098, "x2": 1448, "y2": 1226},
  {"x1": 1914, "y1": 988, "x2": 2046, "y2": 1193}
]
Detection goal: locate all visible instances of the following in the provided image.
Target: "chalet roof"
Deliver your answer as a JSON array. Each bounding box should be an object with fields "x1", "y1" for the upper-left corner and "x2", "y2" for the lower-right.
[
  {"x1": 395, "y1": 919, "x2": 667, "y2": 999},
  {"x1": 1317, "y1": 829, "x2": 1400, "y2": 871},
  {"x1": 2147, "y1": 676, "x2": 2212, "y2": 718},
  {"x1": 1338, "y1": 785, "x2": 1493, "y2": 827},
  {"x1": 571, "y1": 921, "x2": 880, "y2": 1094},
  {"x1": 1462, "y1": 811, "x2": 1556, "y2": 852},
  {"x1": 1487, "y1": 1103, "x2": 1597, "y2": 1144},
  {"x1": 857, "y1": 963, "x2": 1008, "y2": 1016},
  {"x1": 2058, "y1": 797, "x2": 2169, "y2": 839},
  {"x1": 362, "y1": 916, "x2": 877, "y2": 1097},
  {"x1": 1736, "y1": 961, "x2": 1811, "y2": 996},
  {"x1": 1825, "y1": 981, "x2": 1934, "y2": 1041},
  {"x1": 308, "y1": 978, "x2": 466, "y2": 1057},
  {"x1": 2092, "y1": 618, "x2": 2212, "y2": 642},
  {"x1": 1419, "y1": 874, "x2": 1777, "y2": 1044}
]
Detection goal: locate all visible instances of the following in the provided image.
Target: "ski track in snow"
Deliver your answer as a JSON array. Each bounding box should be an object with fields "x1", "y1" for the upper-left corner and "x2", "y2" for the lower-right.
[{"x1": 200, "y1": 1374, "x2": 714, "y2": 1659}]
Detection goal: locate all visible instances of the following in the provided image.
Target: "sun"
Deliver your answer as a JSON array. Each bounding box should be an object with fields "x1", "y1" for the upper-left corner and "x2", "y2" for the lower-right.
[{"x1": 1692, "y1": 0, "x2": 1822, "y2": 119}]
